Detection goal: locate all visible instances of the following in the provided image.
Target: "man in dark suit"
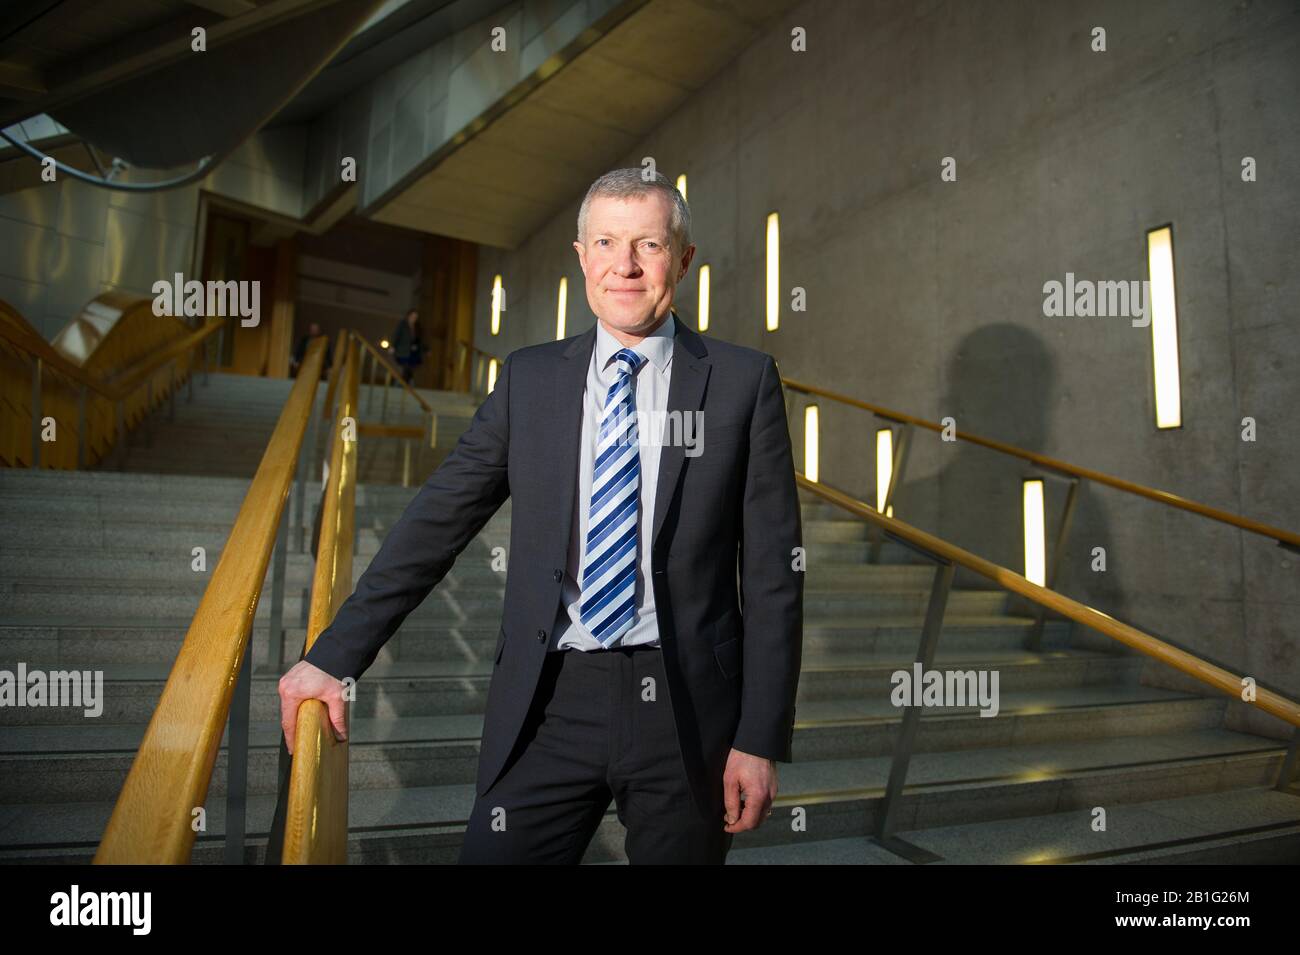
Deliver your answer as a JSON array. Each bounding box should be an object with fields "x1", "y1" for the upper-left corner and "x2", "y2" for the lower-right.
[{"x1": 278, "y1": 168, "x2": 803, "y2": 864}]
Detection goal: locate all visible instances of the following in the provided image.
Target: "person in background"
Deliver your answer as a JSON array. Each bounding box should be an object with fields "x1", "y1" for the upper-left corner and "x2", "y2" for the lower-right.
[
  {"x1": 290, "y1": 322, "x2": 331, "y2": 378},
  {"x1": 388, "y1": 308, "x2": 423, "y2": 385}
]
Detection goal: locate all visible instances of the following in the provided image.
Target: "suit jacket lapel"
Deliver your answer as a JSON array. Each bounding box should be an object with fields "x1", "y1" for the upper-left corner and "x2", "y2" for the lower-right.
[
  {"x1": 552, "y1": 324, "x2": 597, "y2": 560},
  {"x1": 650, "y1": 315, "x2": 710, "y2": 548}
]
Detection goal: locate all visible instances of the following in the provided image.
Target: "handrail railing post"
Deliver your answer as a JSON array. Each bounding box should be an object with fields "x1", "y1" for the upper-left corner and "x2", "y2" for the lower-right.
[
  {"x1": 874, "y1": 555, "x2": 954, "y2": 856},
  {"x1": 30, "y1": 355, "x2": 42, "y2": 468},
  {"x1": 266, "y1": 498, "x2": 290, "y2": 674},
  {"x1": 1028, "y1": 475, "x2": 1082, "y2": 651},
  {"x1": 1277, "y1": 727, "x2": 1300, "y2": 793},
  {"x1": 402, "y1": 438, "x2": 412, "y2": 488},
  {"x1": 381, "y1": 371, "x2": 391, "y2": 422},
  {"x1": 223, "y1": 612, "x2": 255, "y2": 864},
  {"x1": 292, "y1": 399, "x2": 318, "y2": 555}
]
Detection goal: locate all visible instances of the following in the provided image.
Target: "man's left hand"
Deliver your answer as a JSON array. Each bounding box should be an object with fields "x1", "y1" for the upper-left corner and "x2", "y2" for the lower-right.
[{"x1": 722, "y1": 748, "x2": 777, "y2": 833}]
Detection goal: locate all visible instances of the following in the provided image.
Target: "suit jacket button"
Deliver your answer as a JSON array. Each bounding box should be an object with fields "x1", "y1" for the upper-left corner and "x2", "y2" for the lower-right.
[
  {"x1": 553, "y1": 569, "x2": 562, "y2": 582},
  {"x1": 536, "y1": 629, "x2": 547, "y2": 643}
]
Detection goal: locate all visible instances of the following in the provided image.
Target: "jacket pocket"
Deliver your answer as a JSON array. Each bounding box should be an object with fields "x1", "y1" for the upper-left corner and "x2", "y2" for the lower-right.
[
  {"x1": 710, "y1": 607, "x2": 742, "y2": 680},
  {"x1": 713, "y1": 637, "x2": 741, "y2": 680}
]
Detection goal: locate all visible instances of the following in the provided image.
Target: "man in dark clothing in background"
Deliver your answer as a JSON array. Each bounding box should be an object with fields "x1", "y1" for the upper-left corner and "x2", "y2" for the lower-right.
[{"x1": 290, "y1": 322, "x2": 331, "y2": 378}]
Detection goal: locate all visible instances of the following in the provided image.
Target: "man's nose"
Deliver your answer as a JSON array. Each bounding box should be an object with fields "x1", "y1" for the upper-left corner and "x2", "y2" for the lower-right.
[{"x1": 613, "y1": 245, "x2": 640, "y2": 275}]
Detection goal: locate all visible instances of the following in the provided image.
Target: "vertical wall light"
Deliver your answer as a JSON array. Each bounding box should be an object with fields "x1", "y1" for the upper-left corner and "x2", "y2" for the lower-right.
[
  {"x1": 676, "y1": 173, "x2": 687, "y2": 201},
  {"x1": 556, "y1": 276, "x2": 567, "y2": 340},
  {"x1": 1146, "y1": 225, "x2": 1182, "y2": 429},
  {"x1": 698, "y1": 264, "x2": 710, "y2": 332},
  {"x1": 487, "y1": 358, "x2": 498, "y2": 395},
  {"x1": 765, "y1": 212, "x2": 780, "y2": 331},
  {"x1": 1022, "y1": 478, "x2": 1046, "y2": 586},
  {"x1": 490, "y1": 274, "x2": 504, "y2": 336},
  {"x1": 804, "y1": 403, "x2": 819, "y2": 483},
  {"x1": 876, "y1": 428, "x2": 894, "y2": 518}
]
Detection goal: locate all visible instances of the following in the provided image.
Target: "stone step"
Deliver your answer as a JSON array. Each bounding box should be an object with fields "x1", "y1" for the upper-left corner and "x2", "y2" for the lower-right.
[
  {"x1": 0, "y1": 680, "x2": 1221, "y2": 797},
  {"x1": 0, "y1": 646, "x2": 1152, "y2": 727},
  {"x1": 0, "y1": 728, "x2": 1284, "y2": 864},
  {"x1": 724, "y1": 788, "x2": 1300, "y2": 865},
  {"x1": 0, "y1": 617, "x2": 1076, "y2": 667}
]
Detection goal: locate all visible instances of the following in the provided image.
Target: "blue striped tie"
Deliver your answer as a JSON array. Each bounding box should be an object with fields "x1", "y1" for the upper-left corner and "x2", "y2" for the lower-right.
[{"x1": 580, "y1": 347, "x2": 646, "y2": 647}]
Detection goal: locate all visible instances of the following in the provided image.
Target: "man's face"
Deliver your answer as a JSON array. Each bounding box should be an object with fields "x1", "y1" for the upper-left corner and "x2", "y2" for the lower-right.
[{"x1": 573, "y1": 192, "x2": 694, "y2": 339}]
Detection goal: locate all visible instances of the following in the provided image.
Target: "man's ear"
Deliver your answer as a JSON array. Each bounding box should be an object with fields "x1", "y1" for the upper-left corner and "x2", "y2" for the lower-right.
[
  {"x1": 573, "y1": 240, "x2": 587, "y2": 274},
  {"x1": 677, "y1": 243, "x2": 696, "y2": 281}
]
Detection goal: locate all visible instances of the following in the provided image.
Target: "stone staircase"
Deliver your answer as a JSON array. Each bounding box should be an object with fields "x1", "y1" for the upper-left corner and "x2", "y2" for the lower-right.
[
  {"x1": 1, "y1": 374, "x2": 1297, "y2": 864},
  {"x1": 115, "y1": 371, "x2": 475, "y2": 484}
]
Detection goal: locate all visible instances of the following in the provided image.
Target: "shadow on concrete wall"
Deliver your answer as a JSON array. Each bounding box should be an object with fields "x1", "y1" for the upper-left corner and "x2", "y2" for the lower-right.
[{"x1": 892, "y1": 323, "x2": 1131, "y2": 633}]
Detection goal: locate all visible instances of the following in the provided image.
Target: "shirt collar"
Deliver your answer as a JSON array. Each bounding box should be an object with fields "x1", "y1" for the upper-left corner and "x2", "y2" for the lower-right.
[{"x1": 595, "y1": 310, "x2": 676, "y2": 375}]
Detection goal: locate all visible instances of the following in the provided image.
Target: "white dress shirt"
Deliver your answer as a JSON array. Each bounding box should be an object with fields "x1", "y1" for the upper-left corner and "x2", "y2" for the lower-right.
[{"x1": 550, "y1": 311, "x2": 676, "y2": 651}]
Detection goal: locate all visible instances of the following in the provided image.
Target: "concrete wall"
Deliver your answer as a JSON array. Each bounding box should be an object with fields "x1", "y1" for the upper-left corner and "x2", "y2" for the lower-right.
[
  {"x1": 474, "y1": 0, "x2": 1300, "y2": 736},
  {"x1": 303, "y1": 0, "x2": 626, "y2": 215}
]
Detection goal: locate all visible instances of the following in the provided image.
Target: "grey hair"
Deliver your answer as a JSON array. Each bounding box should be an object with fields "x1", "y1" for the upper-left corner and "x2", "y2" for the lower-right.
[{"x1": 576, "y1": 167, "x2": 691, "y2": 255}]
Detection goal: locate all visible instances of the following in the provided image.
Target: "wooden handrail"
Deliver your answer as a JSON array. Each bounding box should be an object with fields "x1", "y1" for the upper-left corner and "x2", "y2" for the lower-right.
[
  {"x1": 282, "y1": 336, "x2": 359, "y2": 864},
  {"x1": 102, "y1": 320, "x2": 224, "y2": 397},
  {"x1": 94, "y1": 338, "x2": 329, "y2": 863},
  {"x1": 783, "y1": 377, "x2": 1300, "y2": 549},
  {"x1": 460, "y1": 340, "x2": 503, "y2": 365},
  {"x1": 799, "y1": 474, "x2": 1300, "y2": 729},
  {"x1": 0, "y1": 312, "x2": 222, "y2": 402},
  {"x1": 353, "y1": 330, "x2": 433, "y2": 413},
  {"x1": 321, "y1": 328, "x2": 348, "y2": 420},
  {"x1": 0, "y1": 308, "x2": 111, "y2": 395}
]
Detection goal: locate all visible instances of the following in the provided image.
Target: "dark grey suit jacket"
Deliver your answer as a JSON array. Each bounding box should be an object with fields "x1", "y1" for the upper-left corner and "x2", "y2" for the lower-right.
[{"x1": 303, "y1": 311, "x2": 804, "y2": 819}]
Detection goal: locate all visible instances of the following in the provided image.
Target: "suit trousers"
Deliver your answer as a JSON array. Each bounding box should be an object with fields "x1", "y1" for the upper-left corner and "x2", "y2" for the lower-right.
[{"x1": 458, "y1": 643, "x2": 733, "y2": 864}]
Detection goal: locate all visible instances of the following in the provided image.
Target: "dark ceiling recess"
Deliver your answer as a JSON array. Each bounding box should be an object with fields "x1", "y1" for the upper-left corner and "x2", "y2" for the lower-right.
[{"x1": 0, "y1": 0, "x2": 386, "y2": 168}]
